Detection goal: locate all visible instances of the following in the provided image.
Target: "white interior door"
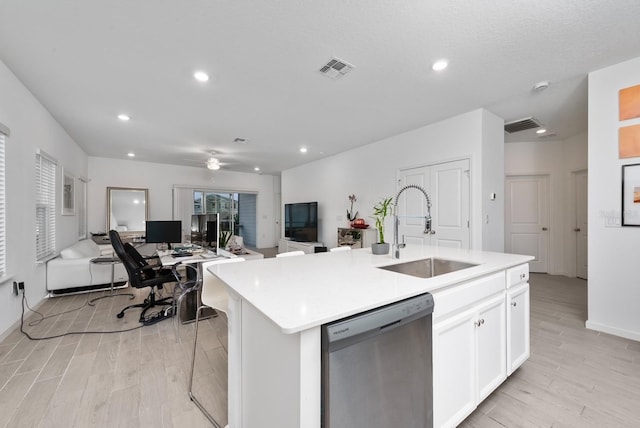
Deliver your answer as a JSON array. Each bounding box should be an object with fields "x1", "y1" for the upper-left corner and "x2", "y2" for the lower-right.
[
  {"x1": 430, "y1": 160, "x2": 470, "y2": 249},
  {"x1": 575, "y1": 170, "x2": 588, "y2": 279},
  {"x1": 505, "y1": 175, "x2": 549, "y2": 273},
  {"x1": 397, "y1": 159, "x2": 470, "y2": 249}
]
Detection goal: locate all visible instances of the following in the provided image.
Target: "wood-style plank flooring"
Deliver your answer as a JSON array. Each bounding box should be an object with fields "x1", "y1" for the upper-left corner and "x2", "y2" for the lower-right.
[
  {"x1": 0, "y1": 272, "x2": 639, "y2": 427},
  {"x1": 461, "y1": 274, "x2": 640, "y2": 428}
]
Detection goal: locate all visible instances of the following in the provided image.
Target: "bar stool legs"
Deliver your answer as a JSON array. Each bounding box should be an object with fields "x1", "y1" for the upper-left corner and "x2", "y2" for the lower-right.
[{"x1": 188, "y1": 304, "x2": 225, "y2": 428}]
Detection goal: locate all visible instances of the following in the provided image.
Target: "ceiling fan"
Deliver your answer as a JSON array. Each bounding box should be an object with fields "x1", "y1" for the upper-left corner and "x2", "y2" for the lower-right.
[{"x1": 181, "y1": 149, "x2": 232, "y2": 170}]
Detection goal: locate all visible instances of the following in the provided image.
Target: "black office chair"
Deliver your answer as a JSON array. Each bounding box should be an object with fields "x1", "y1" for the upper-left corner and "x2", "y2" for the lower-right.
[{"x1": 109, "y1": 230, "x2": 176, "y2": 324}]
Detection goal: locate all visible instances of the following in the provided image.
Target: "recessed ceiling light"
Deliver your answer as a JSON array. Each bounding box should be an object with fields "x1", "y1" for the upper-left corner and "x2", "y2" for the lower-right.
[
  {"x1": 194, "y1": 71, "x2": 210, "y2": 82},
  {"x1": 300, "y1": 147, "x2": 308, "y2": 153},
  {"x1": 118, "y1": 114, "x2": 130, "y2": 121},
  {"x1": 432, "y1": 60, "x2": 448, "y2": 71},
  {"x1": 536, "y1": 129, "x2": 547, "y2": 134},
  {"x1": 127, "y1": 152, "x2": 135, "y2": 157},
  {"x1": 533, "y1": 81, "x2": 550, "y2": 91},
  {"x1": 254, "y1": 167, "x2": 260, "y2": 171}
]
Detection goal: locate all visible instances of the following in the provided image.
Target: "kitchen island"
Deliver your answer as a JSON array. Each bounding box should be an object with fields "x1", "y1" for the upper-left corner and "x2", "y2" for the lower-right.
[{"x1": 208, "y1": 245, "x2": 533, "y2": 428}]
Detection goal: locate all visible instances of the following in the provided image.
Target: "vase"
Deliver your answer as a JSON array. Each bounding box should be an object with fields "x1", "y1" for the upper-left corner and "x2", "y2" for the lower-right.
[{"x1": 371, "y1": 242, "x2": 390, "y2": 255}]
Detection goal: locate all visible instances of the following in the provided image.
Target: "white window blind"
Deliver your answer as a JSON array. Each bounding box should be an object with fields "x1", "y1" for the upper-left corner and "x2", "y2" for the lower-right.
[
  {"x1": 0, "y1": 132, "x2": 6, "y2": 277},
  {"x1": 35, "y1": 152, "x2": 56, "y2": 261}
]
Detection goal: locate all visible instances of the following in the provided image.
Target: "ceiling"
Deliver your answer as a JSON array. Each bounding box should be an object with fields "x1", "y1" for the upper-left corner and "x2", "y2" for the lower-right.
[{"x1": 1, "y1": 1, "x2": 640, "y2": 175}]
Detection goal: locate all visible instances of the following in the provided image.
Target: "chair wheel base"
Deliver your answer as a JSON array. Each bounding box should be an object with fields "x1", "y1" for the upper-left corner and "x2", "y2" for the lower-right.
[{"x1": 116, "y1": 312, "x2": 125, "y2": 319}]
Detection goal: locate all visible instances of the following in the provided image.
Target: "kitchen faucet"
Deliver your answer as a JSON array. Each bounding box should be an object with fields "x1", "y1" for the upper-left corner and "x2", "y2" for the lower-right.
[{"x1": 393, "y1": 184, "x2": 432, "y2": 259}]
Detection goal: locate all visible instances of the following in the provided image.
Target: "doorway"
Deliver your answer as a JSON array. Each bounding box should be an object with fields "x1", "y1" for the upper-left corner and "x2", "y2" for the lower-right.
[
  {"x1": 505, "y1": 175, "x2": 549, "y2": 273},
  {"x1": 574, "y1": 170, "x2": 588, "y2": 279}
]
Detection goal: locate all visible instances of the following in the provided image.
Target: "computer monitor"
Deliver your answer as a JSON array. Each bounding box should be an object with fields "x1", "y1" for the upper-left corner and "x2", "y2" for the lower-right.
[
  {"x1": 145, "y1": 220, "x2": 182, "y2": 249},
  {"x1": 206, "y1": 220, "x2": 219, "y2": 248}
]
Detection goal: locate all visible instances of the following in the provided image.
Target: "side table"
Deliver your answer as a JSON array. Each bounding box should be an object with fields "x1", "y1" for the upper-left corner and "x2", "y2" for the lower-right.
[{"x1": 88, "y1": 256, "x2": 135, "y2": 306}]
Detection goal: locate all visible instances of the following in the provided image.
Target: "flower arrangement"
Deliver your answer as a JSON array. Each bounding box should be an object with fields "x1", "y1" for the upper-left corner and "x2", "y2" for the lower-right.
[{"x1": 346, "y1": 194, "x2": 359, "y2": 222}]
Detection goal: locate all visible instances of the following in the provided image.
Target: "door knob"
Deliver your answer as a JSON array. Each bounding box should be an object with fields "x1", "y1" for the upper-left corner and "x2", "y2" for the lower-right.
[{"x1": 542, "y1": 227, "x2": 548, "y2": 231}]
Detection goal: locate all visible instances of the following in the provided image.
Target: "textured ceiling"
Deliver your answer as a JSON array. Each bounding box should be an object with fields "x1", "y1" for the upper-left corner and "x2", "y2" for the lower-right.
[{"x1": 1, "y1": 1, "x2": 639, "y2": 174}]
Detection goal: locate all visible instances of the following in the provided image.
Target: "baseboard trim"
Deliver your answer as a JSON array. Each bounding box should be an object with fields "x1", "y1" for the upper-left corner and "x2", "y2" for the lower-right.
[{"x1": 585, "y1": 320, "x2": 640, "y2": 342}]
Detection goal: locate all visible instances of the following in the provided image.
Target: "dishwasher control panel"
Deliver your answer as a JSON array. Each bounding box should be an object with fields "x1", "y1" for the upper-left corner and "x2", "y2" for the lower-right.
[{"x1": 324, "y1": 292, "x2": 434, "y2": 344}]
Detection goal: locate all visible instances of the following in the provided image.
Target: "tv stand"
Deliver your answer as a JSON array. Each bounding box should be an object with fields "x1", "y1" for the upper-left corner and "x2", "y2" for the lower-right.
[{"x1": 278, "y1": 238, "x2": 323, "y2": 254}]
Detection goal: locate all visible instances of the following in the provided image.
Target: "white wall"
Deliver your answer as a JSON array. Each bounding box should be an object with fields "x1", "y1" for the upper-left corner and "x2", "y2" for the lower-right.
[
  {"x1": 587, "y1": 56, "x2": 640, "y2": 341},
  {"x1": 88, "y1": 157, "x2": 278, "y2": 248},
  {"x1": 282, "y1": 109, "x2": 504, "y2": 250},
  {"x1": 0, "y1": 59, "x2": 88, "y2": 339},
  {"x1": 504, "y1": 131, "x2": 588, "y2": 276}
]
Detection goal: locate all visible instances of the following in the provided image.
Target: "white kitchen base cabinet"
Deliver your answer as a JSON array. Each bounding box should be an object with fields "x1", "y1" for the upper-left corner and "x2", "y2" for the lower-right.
[
  {"x1": 433, "y1": 292, "x2": 506, "y2": 428},
  {"x1": 433, "y1": 307, "x2": 476, "y2": 428},
  {"x1": 507, "y1": 281, "x2": 530, "y2": 374},
  {"x1": 213, "y1": 245, "x2": 532, "y2": 428}
]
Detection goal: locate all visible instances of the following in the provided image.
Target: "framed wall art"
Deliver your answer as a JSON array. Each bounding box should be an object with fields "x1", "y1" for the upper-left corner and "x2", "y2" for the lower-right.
[
  {"x1": 62, "y1": 169, "x2": 75, "y2": 215},
  {"x1": 622, "y1": 163, "x2": 640, "y2": 226}
]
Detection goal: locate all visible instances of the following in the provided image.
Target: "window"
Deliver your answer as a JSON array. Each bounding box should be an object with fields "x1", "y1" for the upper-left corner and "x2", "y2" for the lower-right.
[
  {"x1": 0, "y1": 128, "x2": 6, "y2": 277},
  {"x1": 77, "y1": 178, "x2": 87, "y2": 239},
  {"x1": 35, "y1": 151, "x2": 57, "y2": 261},
  {"x1": 193, "y1": 191, "x2": 239, "y2": 233}
]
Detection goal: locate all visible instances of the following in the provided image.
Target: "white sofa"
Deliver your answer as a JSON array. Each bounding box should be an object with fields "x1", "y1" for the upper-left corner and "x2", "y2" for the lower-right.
[{"x1": 46, "y1": 239, "x2": 127, "y2": 293}]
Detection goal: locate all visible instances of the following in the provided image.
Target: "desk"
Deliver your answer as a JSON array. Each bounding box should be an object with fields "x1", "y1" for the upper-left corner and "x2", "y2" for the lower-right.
[{"x1": 158, "y1": 248, "x2": 264, "y2": 323}]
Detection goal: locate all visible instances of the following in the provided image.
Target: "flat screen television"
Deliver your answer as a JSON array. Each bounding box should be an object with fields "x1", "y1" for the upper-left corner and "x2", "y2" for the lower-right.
[
  {"x1": 284, "y1": 202, "x2": 318, "y2": 242},
  {"x1": 145, "y1": 220, "x2": 182, "y2": 249}
]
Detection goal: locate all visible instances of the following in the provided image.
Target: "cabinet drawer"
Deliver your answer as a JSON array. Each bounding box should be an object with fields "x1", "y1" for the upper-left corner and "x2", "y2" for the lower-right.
[
  {"x1": 506, "y1": 264, "x2": 529, "y2": 288},
  {"x1": 432, "y1": 271, "x2": 505, "y2": 321}
]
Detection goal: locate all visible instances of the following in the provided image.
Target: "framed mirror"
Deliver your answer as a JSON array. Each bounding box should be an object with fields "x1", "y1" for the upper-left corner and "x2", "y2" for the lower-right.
[{"x1": 107, "y1": 187, "x2": 148, "y2": 236}]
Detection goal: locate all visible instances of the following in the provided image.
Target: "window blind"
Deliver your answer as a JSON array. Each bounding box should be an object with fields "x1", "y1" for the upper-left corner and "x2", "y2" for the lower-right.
[
  {"x1": 0, "y1": 132, "x2": 6, "y2": 277},
  {"x1": 35, "y1": 152, "x2": 56, "y2": 261}
]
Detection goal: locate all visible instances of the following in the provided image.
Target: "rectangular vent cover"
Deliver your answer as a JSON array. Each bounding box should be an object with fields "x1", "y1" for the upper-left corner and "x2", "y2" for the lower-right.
[
  {"x1": 504, "y1": 117, "x2": 542, "y2": 133},
  {"x1": 319, "y1": 57, "x2": 355, "y2": 80}
]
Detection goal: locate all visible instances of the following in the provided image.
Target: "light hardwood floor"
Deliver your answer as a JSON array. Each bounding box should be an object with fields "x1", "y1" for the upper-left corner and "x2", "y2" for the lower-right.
[
  {"x1": 0, "y1": 273, "x2": 638, "y2": 427},
  {"x1": 461, "y1": 274, "x2": 640, "y2": 428}
]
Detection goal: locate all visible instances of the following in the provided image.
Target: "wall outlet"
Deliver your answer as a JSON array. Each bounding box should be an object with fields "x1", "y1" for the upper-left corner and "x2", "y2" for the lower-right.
[{"x1": 18, "y1": 282, "x2": 24, "y2": 292}]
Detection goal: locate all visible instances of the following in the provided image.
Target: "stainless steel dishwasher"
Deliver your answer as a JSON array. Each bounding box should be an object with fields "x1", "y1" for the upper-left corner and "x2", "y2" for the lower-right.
[{"x1": 321, "y1": 293, "x2": 434, "y2": 428}]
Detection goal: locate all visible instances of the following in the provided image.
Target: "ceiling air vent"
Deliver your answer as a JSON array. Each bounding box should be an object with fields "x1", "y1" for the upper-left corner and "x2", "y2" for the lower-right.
[
  {"x1": 504, "y1": 117, "x2": 542, "y2": 133},
  {"x1": 319, "y1": 57, "x2": 355, "y2": 80}
]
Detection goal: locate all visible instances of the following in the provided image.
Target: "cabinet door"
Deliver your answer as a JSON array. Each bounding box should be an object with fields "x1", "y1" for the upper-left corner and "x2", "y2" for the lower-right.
[
  {"x1": 507, "y1": 282, "x2": 530, "y2": 374},
  {"x1": 475, "y1": 294, "x2": 507, "y2": 402},
  {"x1": 433, "y1": 308, "x2": 476, "y2": 428}
]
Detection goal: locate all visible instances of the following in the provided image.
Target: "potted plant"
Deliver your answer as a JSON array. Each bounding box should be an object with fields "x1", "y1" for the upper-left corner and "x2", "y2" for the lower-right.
[{"x1": 371, "y1": 196, "x2": 393, "y2": 255}]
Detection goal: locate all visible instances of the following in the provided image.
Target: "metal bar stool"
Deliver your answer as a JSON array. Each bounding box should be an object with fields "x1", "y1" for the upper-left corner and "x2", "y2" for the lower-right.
[{"x1": 189, "y1": 257, "x2": 245, "y2": 428}]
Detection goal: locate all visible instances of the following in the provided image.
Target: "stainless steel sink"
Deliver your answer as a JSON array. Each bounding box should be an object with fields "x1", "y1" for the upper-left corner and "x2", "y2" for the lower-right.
[{"x1": 378, "y1": 257, "x2": 478, "y2": 278}]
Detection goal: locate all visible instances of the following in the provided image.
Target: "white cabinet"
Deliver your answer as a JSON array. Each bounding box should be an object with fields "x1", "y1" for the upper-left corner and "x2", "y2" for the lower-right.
[
  {"x1": 433, "y1": 307, "x2": 476, "y2": 428},
  {"x1": 433, "y1": 285, "x2": 507, "y2": 428},
  {"x1": 507, "y1": 281, "x2": 530, "y2": 374},
  {"x1": 278, "y1": 238, "x2": 323, "y2": 254},
  {"x1": 475, "y1": 294, "x2": 507, "y2": 402}
]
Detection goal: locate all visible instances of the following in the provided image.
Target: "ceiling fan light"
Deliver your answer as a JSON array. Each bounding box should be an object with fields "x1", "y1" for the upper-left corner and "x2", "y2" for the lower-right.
[{"x1": 206, "y1": 157, "x2": 221, "y2": 170}]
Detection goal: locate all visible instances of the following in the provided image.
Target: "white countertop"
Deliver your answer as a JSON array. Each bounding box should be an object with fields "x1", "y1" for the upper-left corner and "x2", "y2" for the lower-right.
[{"x1": 209, "y1": 245, "x2": 532, "y2": 334}]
